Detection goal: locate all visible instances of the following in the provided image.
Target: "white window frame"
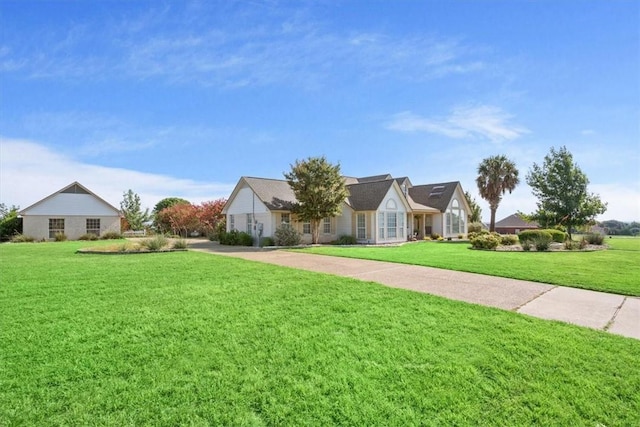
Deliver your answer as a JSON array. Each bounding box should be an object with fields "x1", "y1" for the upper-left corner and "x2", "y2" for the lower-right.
[
  {"x1": 323, "y1": 217, "x2": 331, "y2": 234},
  {"x1": 281, "y1": 213, "x2": 290, "y2": 224},
  {"x1": 378, "y1": 212, "x2": 385, "y2": 239},
  {"x1": 387, "y1": 212, "x2": 397, "y2": 238},
  {"x1": 302, "y1": 221, "x2": 311, "y2": 234},
  {"x1": 447, "y1": 199, "x2": 465, "y2": 235},
  {"x1": 357, "y1": 213, "x2": 366, "y2": 239},
  {"x1": 246, "y1": 214, "x2": 253, "y2": 234},
  {"x1": 229, "y1": 214, "x2": 235, "y2": 231}
]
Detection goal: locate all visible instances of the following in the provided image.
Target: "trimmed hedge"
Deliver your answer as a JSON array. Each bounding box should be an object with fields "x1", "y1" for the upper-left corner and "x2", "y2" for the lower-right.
[
  {"x1": 519, "y1": 229, "x2": 566, "y2": 243},
  {"x1": 518, "y1": 229, "x2": 552, "y2": 243}
]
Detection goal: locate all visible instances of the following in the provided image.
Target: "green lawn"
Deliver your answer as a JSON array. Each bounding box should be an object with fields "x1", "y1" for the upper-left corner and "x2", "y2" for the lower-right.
[
  {"x1": 297, "y1": 237, "x2": 640, "y2": 296},
  {"x1": 1, "y1": 242, "x2": 639, "y2": 425}
]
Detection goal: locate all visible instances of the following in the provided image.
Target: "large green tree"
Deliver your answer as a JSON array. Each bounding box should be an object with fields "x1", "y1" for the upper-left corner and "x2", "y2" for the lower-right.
[
  {"x1": 526, "y1": 146, "x2": 607, "y2": 240},
  {"x1": 120, "y1": 189, "x2": 150, "y2": 231},
  {"x1": 284, "y1": 156, "x2": 348, "y2": 244},
  {"x1": 476, "y1": 155, "x2": 520, "y2": 231}
]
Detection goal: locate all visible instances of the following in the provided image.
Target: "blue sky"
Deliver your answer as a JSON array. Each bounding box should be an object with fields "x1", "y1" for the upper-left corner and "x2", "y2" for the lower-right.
[{"x1": 1, "y1": 0, "x2": 639, "y2": 221}]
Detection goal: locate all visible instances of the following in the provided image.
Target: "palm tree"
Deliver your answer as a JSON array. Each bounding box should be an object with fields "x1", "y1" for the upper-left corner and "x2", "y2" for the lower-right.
[{"x1": 476, "y1": 155, "x2": 520, "y2": 232}]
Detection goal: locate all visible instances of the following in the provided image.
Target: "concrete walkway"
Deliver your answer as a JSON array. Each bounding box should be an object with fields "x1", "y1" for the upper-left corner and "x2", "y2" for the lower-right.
[{"x1": 188, "y1": 241, "x2": 639, "y2": 340}]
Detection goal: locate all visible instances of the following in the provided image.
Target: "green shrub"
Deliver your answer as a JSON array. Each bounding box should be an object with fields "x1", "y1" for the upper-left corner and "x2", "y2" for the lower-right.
[
  {"x1": 78, "y1": 233, "x2": 99, "y2": 241},
  {"x1": 0, "y1": 210, "x2": 22, "y2": 240},
  {"x1": 335, "y1": 235, "x2": 357, "y2": 245},
  {"x1": 430, "y1": 233, "x2": 441, "y2": 240},
  {"x1": 101, "y1": 231, "x2": 123, "y2": 240},
  {"x1": 500, "y1": 234, "x2": 519, "y2": 245},
  {"x1": 541, "y1": 229, "x2": 567, "y2": 243},
  {"x1": 172, "y1": 238, "x2": 188, "y2": 249},
  {"x1": 260, "y1": 236, "x2": 275, "y2": 247},
  {"x1": 470, "y1": 232, "x2": 501, "y2": 250},
  {"x1": 274, "y1": 224, "x2": 301, "y2": 246},
  {"x1": 10, "y1": 234, "x2": 35, "y2": 243},
  {"x1": 518, "y1": 229, "x2": 553, "y2": 245},
  {"x1": 533, "y1": 235, "x2": 552, "y2": 251},
  {"x1": 54, "y1": 232, "x2": 67, "y2": 242},
  {"x1": 468, "y1": 222, "x2": 484, "y2": 233},
  {"x1": 584, "y1": 233, "x2": 604, "y2": 245},
  {"x1": 219, "y1": 230, "x2": 236, "y2": 245},
  {"x1": 467, "y1": 230, "x2": 489, "y2": 240},
  {"x1": 141, "y1": 235, "x2": 168, "y2": 251},
  {"x1": 219, "y1": 230, "x2": 254, "y2": 246}
]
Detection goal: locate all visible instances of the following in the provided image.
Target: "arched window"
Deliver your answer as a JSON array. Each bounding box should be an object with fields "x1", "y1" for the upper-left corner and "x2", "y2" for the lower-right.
[
  {"x1": 386, "y1": 199, "x2": 397, "y2": 210},
  {"x1": 447, "y1": 198, "x2": 465, "y2": 235}
]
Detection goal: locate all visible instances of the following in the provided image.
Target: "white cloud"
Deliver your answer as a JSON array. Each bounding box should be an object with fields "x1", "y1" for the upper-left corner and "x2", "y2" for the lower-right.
[
  {"x1": 387, "y1": 105, "x2": 529, "y2": 143},
  {"x1": 2, "y1": 4, "x2": 488, "y2": 89},
  {"x1": 0, "y1": 137, "x2": 235, "y2": 211}
]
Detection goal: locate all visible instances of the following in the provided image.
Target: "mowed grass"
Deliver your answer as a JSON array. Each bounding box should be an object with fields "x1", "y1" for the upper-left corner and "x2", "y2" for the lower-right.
[
  {"x1": 297, "y1": 237, "x2": 640, "y2": 296},
  {"x1": 1, "y1": 242, "x2": 639, "y2": 426}
]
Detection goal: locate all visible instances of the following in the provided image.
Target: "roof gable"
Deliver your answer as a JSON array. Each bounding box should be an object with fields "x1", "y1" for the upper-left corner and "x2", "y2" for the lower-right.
[
  {"x1": 347, "y1": 180, "x2": 394, "y2": 211},
  {"x1": 226, "y1": 177, "x2": 298, "y2": 211},
  {"x1": 19, "y1": 182, "x2": 121, "y2": 216},
  {"x1": 408, "y1": 181, "x2": 460, "y2": 212}
]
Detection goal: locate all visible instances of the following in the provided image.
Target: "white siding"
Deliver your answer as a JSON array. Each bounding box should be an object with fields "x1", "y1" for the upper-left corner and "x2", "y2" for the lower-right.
[
  {"x1": 336, "y1": 203, "x2": 353, "y2": 237},
  {"x1": 23, "y1": 193, "x2": 119, "y2": 216},
  {"x1": 226, "y1": 186, "x2": 269, "y2": 215},
  {"x1": 432, "y1": 214, "x2": 443, "y2": 236},
  {"x1": 22, "y1": 215, "x2": 120, "y2": 241}
]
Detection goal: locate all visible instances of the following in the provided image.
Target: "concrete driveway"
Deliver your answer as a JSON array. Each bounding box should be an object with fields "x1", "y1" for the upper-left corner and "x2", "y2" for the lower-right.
[{"x1": 188, "y1": 241, "x2": 639, "y2": 340}]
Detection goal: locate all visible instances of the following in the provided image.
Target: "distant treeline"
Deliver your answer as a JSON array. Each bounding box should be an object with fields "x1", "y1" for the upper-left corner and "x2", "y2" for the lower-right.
[{"x1": 598, "y1": 220, "x2": 640, "y2": 236}]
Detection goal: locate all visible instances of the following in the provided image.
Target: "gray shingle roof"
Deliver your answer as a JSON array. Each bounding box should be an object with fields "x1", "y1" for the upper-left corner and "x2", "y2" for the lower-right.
[
  {"x1": 346, "y1": 180, "x2": 394, "y2": 211},
  {"x1": 408, "y1": 182, "x2": 460, "y2": 212},
  {"x1": 239, "y1": 175, "x2": 461, "y2": 214},
  {"x1": 495, "y1": 213, "x2": 539, "y2": 228},
  {"x1": 243, "y1": 177, "x2": 297, "y2": 210}
]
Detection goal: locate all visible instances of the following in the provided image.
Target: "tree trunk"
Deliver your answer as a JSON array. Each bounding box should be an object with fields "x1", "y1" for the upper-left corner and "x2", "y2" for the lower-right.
[
  {"x1": 312, "y1": 219, "x2": 320, "y2": 244},
  {"x1": 489, "y1": 208, "x2": 497, "y2": 232}
]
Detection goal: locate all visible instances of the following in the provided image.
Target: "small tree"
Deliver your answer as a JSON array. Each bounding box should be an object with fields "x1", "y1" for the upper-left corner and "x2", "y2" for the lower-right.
[
  {"x1": 120, "y1": 190, "x2": 150, "y2": 231},
  {"x1": 476, "y1": 155, "x2": 520, "y2": 231},
  {"x1": 153, "y1": 197, "x2": 190, "y2": 232},
  {"x1": 284, "y1": 156, "x2": 348, "y2": 244},
  {"x1": 526, "y1": 146, "x2": 607, "y2": 240},
  {"x1": 197, "y1": 198, "x2": 227, "y2": 237},
  {"x1": 157, "y1": 203, "x2": 200, "y2": 237},
  {"x1": 464, "y1": 191, "x2": 482, "y2": 223},
  {"x1": 0, "y1": 203, "x2": 22, "y2": 240}
]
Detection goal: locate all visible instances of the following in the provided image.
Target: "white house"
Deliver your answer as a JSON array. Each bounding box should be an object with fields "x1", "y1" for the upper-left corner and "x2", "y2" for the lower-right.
[
  {"x1": 222, "y1": 174, "x2": 470, "y2": 244},
  {"x1": 19, "y1": 182, "x2": 122, "y2": 240}
]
